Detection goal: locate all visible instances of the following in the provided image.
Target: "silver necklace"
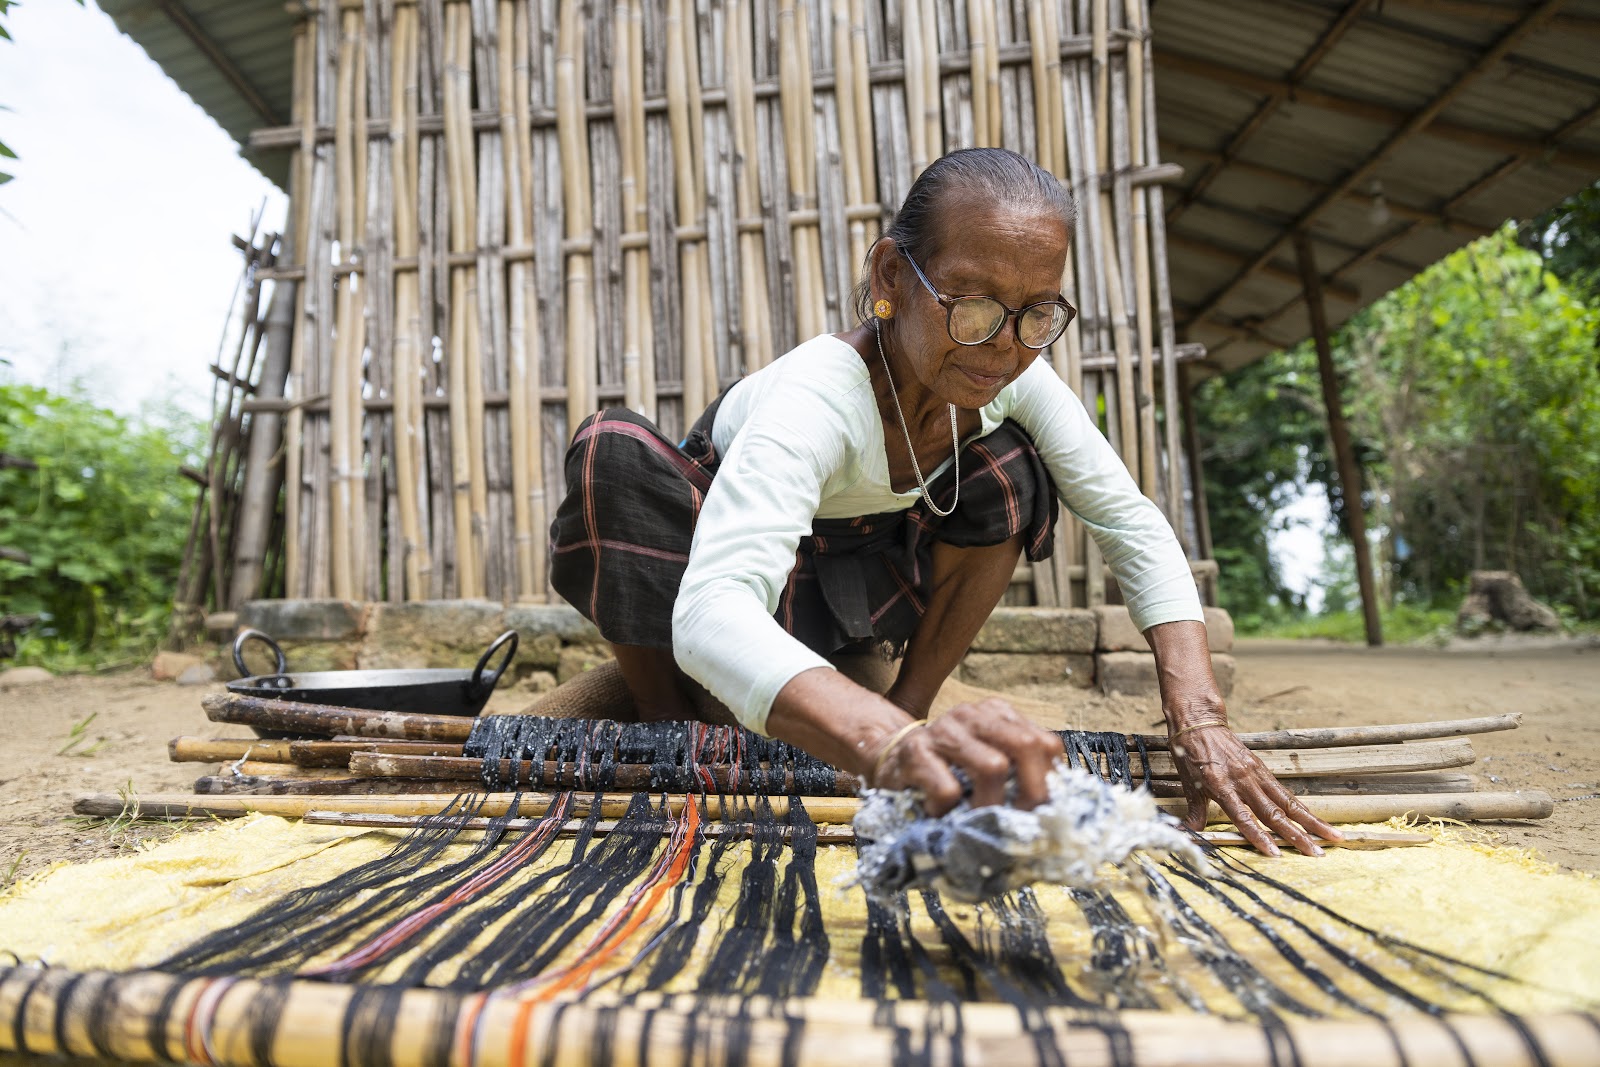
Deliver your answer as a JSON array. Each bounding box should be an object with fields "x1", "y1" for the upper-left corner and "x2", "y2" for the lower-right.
[{"x1": 875, "y1": 324, "x2": 959, "y2": 518}]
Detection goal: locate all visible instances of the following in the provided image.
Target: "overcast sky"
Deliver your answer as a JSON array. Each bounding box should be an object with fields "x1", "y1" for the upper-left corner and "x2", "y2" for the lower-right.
[{"x1": 0, "y1": 0, "x2": 287, "y2": 419}]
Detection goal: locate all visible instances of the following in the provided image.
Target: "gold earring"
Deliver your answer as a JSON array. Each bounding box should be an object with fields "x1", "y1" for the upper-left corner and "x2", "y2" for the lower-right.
[{"x1": 873, "y1": 299, "x2": 893, "y2": 320}]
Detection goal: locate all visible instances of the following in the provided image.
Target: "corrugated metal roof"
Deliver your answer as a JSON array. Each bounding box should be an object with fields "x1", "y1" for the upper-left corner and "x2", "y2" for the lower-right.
[{"x1": 100, "y1": 0, "x2": 1600, "y2": 373}]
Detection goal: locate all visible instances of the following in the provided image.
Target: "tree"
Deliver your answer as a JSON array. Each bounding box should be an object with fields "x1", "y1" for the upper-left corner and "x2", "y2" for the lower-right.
[{"x1": 0, "y1": 384, "x2": 201, "y2": 663}]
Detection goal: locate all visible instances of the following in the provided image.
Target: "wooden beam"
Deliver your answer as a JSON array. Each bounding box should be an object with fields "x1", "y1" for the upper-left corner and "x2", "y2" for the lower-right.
[
  {"x1": 1183, "y1": 0, "x2": 1570, "y2": 330},
  {"x1": 1296, "y1": 230, "x2": 1383, "y2": 647},
  {"x1": 152, "y1": 0, "x2": 284, "y2": 127},
  {"x1": 1171, "y1": 0, "x2": 1375, "y2": 218},
  {"x1": 1156, "y1": 49, "x2": 1600, "y2": 174}
]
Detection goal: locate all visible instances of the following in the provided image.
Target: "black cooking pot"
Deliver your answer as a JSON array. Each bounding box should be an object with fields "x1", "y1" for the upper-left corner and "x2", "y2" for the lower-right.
[{"x1": 229, "y1": 628, "x2": 518, "y2": 723}]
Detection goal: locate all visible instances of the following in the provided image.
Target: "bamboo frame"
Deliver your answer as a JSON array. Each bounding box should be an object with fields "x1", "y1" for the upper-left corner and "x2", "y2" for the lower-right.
[{"x1": 213, "y1": 0, "x2": 1207, "y2": 612}]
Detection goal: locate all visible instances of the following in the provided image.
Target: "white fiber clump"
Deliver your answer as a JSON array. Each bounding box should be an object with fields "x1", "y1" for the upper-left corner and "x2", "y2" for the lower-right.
[{"x1": 848, "y1": 763, "x2": 1211, "y2": 904}]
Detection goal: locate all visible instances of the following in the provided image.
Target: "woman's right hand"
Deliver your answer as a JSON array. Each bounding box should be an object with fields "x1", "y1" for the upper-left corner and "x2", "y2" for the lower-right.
[{"x1": 868, "y1": 698, "x2": 1065, "y2": 814}]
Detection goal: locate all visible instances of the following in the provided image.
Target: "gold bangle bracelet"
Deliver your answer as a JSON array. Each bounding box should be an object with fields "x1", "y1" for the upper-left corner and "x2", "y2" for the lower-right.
[
  {"x1": 869, "y1": 720, "x2": 928, "y2": 786},
  {"x1": 1169, "y1": 719, "x2": 1229, "y2": 744}
]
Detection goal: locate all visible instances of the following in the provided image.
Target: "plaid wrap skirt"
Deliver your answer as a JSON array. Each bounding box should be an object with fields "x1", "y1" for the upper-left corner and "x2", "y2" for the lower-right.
[{"x1": 549, "y1": 398, "x2": 1059, "y2": 659}]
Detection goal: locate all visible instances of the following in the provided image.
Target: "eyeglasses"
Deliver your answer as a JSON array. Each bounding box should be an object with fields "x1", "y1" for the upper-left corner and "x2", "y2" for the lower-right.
[{"x1": 901, "y1": 248, "x2": 1077, "y2": 350}]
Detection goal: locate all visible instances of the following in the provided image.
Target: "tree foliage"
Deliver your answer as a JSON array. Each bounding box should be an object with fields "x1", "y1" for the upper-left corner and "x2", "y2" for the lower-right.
[
  {"x1": 1198, "y1": 222, "x2": 1600, "y2": 629},
  {"x1": 0, "y1": 384, "x2": 200, "y2": 664}
]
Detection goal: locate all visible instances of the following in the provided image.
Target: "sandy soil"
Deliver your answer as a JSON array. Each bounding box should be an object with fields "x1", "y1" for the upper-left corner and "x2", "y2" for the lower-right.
[{"x1": 1, "y1": 635, "x2": 1596, "y2": 886}]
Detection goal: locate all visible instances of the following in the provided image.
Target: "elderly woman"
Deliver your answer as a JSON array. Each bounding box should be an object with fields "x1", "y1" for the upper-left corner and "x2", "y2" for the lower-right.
[{"x1": 551, "y1": 148, "x2": 1338, "y2": 857}]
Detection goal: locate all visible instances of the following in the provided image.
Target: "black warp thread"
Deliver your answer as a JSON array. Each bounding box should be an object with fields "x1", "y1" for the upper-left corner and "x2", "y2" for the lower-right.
[{"x1": 463, "y1": 717, "x2": 1137, "y2": 795}]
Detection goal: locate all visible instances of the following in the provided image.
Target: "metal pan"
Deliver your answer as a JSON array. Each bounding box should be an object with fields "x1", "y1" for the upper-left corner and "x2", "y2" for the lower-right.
[{"x1": 228, "y1": 628, "x2": 518, "y2": 729}]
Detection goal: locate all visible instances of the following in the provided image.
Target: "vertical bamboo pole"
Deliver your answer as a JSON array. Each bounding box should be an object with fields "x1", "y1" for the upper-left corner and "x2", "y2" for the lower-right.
[
  {"x1": 1142, "y1": 16, "x2": 1185, "y2": 535},
  {"x1": 1124, "y1": 0, "x2": 1157, "y2": 500},
  {"x1": 778, "y1": 0, "x2": 825, "y2": 341},
  {"x1": 903, "y1": 0, "x2": 929, "y2": 177},
  {"x1": 1091, "y1": 0, "x2": 1136, "y2": 476},
  {"x1": 615, "y1": 0, "x2": 646, "y2": 414},
  {"x1": 848, "y1": 0, "x2": 874, "y2": 223},
  {"x1": 443, "y1": 0, "x2": 484, "y2": 597},
  {"x1": 284, "y1": 12, "x2": 315, "y2": 599},
  {"x1": 921, "y1": 0, "x2": 941, "y2": 164},
  {"x1": 672, "y1": 0, "x2": 706, "y2": 414},
  {"x1": 499, "y1": 0, "x2": 539, "y2": 601},
  {"x1": 967, "y1": 2, "x2": 990, "y2": 147},
  {"x1": 329, "y1": 0, "x2": 368, "y2": 600},
  {"x1": 391, "y1": 0, "x2": 428, "y2": 600},
  {"x1": 557, "y1": 1, "x2": 596, "y2": 436},
  {"x1": 726, "y1": 1, "x2": 773, "y2": 374}
]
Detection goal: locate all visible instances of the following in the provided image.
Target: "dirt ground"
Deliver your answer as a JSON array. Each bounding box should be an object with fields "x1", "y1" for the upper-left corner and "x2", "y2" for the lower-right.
[{"x1": 2, "y1": 634, "x2": 1596, "y2": 887}]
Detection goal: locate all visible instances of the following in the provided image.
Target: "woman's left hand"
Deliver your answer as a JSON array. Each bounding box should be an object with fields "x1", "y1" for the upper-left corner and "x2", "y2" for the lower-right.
[
  {"x1": 1146, "y1": 619, "x2": 1342, "y2": 856},
  {"x1": 1167, "y1": 717, "x2": 1342, "y2": 856}
]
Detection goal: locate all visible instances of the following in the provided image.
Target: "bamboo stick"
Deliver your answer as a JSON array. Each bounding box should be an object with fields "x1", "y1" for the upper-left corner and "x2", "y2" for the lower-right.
[
  {"x1": 201, "y1": 693, "x2": 476, "y2": 742},
  {"x1": 615, "y1": 0, "x2": 646, "y2": 414},
  {"x1": 726, "y1": 0, "x2": 774, "y2": 374},
  {"x1": 1140, "y1": 713, "x2": 1523, "y2": 750},
  {"x1": 556, "y1": 0, "x2": 596, "y2": 436},
  {"x1": 391, "y1": 0, "x2": 427, "y2": 599},
  {"x1": 7, "y1": 964, "x2": 1600, "y2": 1067},
  {"x1": 346, "y1": 737, "x2": 1477, "y2": 788},
  {"x1": 6, "y1": 964, "x2": 1600, "y2": 1067},
  {"x1": 1123, "y1": 0, "x2": 1157, "y2": 498},
  {"x1": 778, "y1": 0, "x2": 825, "y2": 340},
  {"x1": 667, "y1": 0, "x2": 712, "y2": 414},
  {"x1": 168, "y1": 713, "x2": 1522, "y2": 767},
  {"x1": 72, "y1": 788, "x2": 1558, "y2": 828}
]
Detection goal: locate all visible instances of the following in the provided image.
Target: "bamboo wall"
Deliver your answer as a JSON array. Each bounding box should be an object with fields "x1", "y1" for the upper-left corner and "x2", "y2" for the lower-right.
[{"x1": 223, "y1": 0, "x2": 1203, "y2": 612}]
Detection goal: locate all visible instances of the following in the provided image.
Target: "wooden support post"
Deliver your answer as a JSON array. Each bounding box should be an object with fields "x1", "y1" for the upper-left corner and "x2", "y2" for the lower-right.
[{"x1": 1295, "y1": 230, "x2": 1382, "y2": 647}]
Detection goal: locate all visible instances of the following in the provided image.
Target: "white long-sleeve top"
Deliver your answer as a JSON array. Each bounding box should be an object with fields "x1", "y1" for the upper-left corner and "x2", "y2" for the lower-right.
[{"x1": 671, "y1": 334, "x2": 1202, "y2": 734}]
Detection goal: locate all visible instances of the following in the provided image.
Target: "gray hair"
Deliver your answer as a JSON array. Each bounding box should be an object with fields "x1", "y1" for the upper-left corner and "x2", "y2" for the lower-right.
[{"x1": 851, "y1": 147, "x2": 1077, "y2": 324}]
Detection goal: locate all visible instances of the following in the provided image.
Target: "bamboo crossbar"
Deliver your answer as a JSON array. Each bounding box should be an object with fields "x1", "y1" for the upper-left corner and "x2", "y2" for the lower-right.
[
  {"x1": 72, "y1": 790, "x2": 1556, "y2": 825},
  {"x1": 212, "y1": 0, "x2": 1202, "y2": 611},
  {"x1": 5, "y1": 965, "x2": 1597, "y2": 1067}
]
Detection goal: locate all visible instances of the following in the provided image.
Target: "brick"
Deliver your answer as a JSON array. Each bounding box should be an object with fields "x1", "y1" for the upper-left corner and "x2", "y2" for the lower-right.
[
  {"x1": 960, "y1": 652, "x2": 1095, "y2": 689},
  {"x1": 238, "y1": 599, "x2": 366, "y2": 642},
  {"x1": 176, "y1": 663, "x2": 218, "y2": 686},
  {"x1": 1097, "y1": 651, "x2": 1236, "y2": 698},
  {"x1": 1204, "y1": 607, "x2": 1235, "y2": 653},
  {"x1": 971, "y1": 608, "x2": 1096, "y2": 654},
  {"x1": 1093, "y1": 605, "x2": 1148, "y2": 652},
  {"x1": 1093, "y1": 604, "x2": 1236, "y2": 654}
]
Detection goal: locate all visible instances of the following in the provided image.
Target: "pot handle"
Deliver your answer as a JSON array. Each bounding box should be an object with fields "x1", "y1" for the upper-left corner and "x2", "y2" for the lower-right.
[
  {"x1": 471, "y1": 630, "x2": 519, "y2": 693},
  {"x1": 233, "y1": 629, "x2": 290, "y2": 679}
]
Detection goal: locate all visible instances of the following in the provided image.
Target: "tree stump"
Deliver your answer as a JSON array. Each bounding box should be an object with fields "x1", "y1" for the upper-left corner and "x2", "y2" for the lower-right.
[{"x1": 1456, "y1": 571, "x2": 1561, "y2": 633}]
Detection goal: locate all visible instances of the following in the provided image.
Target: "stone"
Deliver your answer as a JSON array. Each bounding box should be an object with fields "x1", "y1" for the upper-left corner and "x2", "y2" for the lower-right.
[
  {"x1": 514, "y1": 632, "x2": 563, "y2": 671},
  {"x1": 960, "y1": 652, "x2": 1095, "y2": 690},
  {"x1": 503, "y1": 603, "x2": 603, "y2": 644},
  {"x1": 0, "y1": 666, "x2": 53, "y2": 688},
  {"x1": 1096, "y1": 651, "x2": 1235, "y2": 699},
  {"x1": 1092, "y1": 605, "x2": 1148, "y2": 652},
  {"x1": 257, "y1": 641, "x2": 358, "y2": 674},
  {"x1": 151, "y1": 651, "x2": 203, "y2": 681},
  {"x1": 1204, "y1": 607, "x2": 1235, "y2": 653},
  {"x1": 518, "y1": 670, "x2": 559, "y2": 695},
  {"x1": 360, "y1": 600, "x2": 509, "y2": 669},
  {"x1": 176, "y1": 663, "x2": 218, "y2": 686},
  {"x1": 971, "y1": 608, "x2": 1096, "y2": 654},
  {"x1": 238, "y1": 599, "x2": 367, "y2": 641},
  {"x1": 557, "y1": 645, "x2": 613, "y2": 684},
  {"x1": 1457, "y1": 571, "x2": 1561, "y2": 633}
]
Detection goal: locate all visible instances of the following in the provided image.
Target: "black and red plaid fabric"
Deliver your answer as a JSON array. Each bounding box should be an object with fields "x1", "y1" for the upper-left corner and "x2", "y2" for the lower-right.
[{"x1": 549, "y1": 398, "x2": 1058, "y2": 658}]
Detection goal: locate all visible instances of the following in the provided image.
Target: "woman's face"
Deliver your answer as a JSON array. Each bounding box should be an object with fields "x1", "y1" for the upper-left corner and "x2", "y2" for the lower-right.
[{"x1": 878, "y1": 198, "x2": 1072, "y2": 410}]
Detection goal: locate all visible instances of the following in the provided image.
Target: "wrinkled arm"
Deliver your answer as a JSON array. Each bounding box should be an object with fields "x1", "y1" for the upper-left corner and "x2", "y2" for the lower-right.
[{"x1": 1147, "y1": 620, "x2": 1343, "y2": 856}]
